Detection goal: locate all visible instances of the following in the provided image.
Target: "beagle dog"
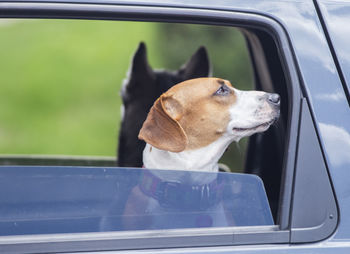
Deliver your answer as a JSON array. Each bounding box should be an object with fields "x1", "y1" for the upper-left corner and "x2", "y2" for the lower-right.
[
  {"x1": 139, "y1": 77, "x2": 280, "y2": 173},
  {"x1": 119, "y1": 78, "x2": 279, "y2": 230}
]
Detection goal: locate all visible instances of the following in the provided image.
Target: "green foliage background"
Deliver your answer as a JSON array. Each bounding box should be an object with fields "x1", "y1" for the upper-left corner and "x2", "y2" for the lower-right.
[{"x1": 0, "y1": 19, "x2": 252, "y2": 170}]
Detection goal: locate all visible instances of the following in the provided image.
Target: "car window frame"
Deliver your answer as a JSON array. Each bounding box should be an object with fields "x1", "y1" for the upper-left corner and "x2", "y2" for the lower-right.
[{"x1": 0, "y1": 2, "x2": 302, "y2": 252}]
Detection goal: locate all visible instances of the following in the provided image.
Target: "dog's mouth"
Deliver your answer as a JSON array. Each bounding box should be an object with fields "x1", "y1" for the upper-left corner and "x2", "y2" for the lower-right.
[{"x1": 232, "y1": 118, "x2": 277, "y2": 132}]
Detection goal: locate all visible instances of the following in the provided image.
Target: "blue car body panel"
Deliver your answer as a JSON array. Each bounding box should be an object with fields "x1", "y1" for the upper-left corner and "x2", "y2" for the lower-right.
[
  {"x1": 315, "y1": 0, "x2": 350, "y2": 242},
  {"x1": 312, "y1": 0, "x2": 350, "y2": 103}
]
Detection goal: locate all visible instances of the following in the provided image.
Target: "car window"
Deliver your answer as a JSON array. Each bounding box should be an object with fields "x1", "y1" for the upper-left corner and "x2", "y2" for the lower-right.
[
  {"x1": 0, "y1": 18, "x2": 289, "y2": 242},
  {"x1": 0, "y1": 166, "x2": 273, "y2": 236}
]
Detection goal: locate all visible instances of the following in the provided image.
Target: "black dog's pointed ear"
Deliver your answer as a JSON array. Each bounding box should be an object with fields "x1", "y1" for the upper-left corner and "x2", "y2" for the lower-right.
[
  {"x1": 130, "y1": 42, "x2": 155, "y2": 80},
  {"x1": 178, "y1": 46, "x2": 211, "y2": 79}
]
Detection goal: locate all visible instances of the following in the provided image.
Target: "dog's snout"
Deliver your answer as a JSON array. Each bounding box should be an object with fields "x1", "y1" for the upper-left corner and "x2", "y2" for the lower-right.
[{"x1": 267, "y1": 93, "x2": 280, "y2": 106}]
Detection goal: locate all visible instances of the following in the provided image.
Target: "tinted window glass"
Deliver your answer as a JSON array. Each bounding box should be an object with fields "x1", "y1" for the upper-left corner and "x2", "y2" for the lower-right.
[{"x1": 0, "y1": 166, "x2": 273, "y2": 236}]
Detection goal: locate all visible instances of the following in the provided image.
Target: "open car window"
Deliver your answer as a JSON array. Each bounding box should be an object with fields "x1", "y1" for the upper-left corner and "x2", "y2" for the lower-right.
[{"x1": 0, "y1": 19, "x2": 281, "y2": 232}]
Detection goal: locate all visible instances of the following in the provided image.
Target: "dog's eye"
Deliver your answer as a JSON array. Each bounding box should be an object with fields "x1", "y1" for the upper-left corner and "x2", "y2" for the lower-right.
[{"x1": 214, "y1": 85, "x2": 230, "y2": 96}]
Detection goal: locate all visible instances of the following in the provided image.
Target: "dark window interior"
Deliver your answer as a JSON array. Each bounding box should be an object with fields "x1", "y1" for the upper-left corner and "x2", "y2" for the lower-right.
[{"x1": 242, "y1": 29, "x2": 289, "y2": 219}]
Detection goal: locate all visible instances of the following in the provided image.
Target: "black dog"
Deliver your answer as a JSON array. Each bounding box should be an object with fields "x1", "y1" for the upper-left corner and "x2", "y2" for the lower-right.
[{"x1": 117, "y1": 42, "x2": 211, "y2": 167}]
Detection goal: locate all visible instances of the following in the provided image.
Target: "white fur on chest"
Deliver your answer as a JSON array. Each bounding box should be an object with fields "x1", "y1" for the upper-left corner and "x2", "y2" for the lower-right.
[{"x1": 142, "y1": 135, "x2": 234, "y2": 183}]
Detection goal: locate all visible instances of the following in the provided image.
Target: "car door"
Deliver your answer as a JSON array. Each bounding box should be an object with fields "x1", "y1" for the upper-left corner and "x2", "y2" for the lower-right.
[{"x1": 0, "y1": 0, "x2": 345, "y2": 253}]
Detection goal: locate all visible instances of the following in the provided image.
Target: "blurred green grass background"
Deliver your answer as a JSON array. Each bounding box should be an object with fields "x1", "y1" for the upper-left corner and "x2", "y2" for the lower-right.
[
  {"x1": 0, "y1": 19, "x2": 252, "y2": 168},
  {"x1": 0, "y1": 20, "x2": 162, "y2": 156}
]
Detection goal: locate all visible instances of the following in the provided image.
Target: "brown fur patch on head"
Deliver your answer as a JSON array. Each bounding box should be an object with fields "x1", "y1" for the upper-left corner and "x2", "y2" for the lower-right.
[
  {"x1": 139, "y1": 78, "x2": 237, "y2": 152},
  {"x1": 217, "y1": 79, "x2": 225, "y2": 86}
]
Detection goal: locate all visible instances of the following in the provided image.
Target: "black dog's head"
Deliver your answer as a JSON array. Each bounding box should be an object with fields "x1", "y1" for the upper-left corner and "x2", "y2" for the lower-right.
[{"x1": 118, "y1": 42, "x2": 211, "y2": 167}]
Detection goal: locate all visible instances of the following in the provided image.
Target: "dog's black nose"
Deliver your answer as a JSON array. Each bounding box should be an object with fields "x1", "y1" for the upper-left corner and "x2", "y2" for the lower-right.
[{"x1": 268, "y1": 93, "x2": 280, "y2": 105}]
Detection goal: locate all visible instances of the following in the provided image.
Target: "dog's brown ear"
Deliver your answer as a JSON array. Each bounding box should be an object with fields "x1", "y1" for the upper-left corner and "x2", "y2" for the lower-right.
[{"x1": 138, "y1": 96, "x2": 188, "y2": 152}]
